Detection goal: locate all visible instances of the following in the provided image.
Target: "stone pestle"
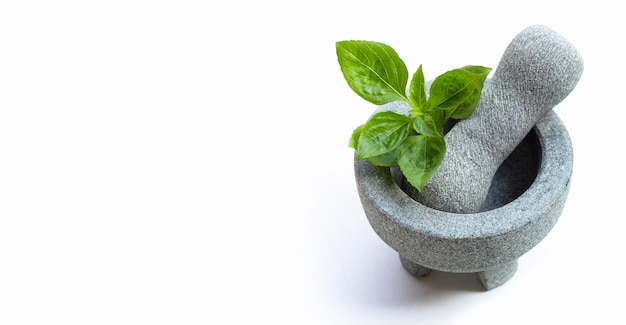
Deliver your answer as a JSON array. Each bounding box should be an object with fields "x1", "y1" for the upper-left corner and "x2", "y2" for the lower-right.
[{"x1": 403, "y1": 25, "x2": 584, "y2": 213}]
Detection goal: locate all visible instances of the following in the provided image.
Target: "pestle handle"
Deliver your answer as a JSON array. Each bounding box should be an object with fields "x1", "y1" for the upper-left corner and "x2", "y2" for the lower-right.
[{"x1": 408, "y1": 25, "x2": 584, "y2": 213}]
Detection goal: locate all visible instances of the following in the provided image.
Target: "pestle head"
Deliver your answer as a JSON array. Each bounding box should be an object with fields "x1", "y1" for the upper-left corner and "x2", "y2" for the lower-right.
[
  {"x1": 406, "y1": 25, "x2": 584, "y2": 213},
  {"x1": 492, "y1": 25, "x2": 584, "y2": 112}
]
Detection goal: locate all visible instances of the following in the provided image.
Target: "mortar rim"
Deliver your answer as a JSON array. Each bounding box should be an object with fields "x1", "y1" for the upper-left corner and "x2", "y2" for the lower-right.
[{"x1": 355, "y1": 110, "x2": 572, "y2": 240}]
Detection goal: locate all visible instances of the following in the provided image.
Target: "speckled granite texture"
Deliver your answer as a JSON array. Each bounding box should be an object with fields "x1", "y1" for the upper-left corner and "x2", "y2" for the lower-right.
[
  {"x1": 354, "y1": 25, "x2": 582, "y2": 290},
  {"x1": 355, "y1": 111, "x2": 572, "y2": 289},
  {"x1": 405, "y1": 25, "x2": 583, "y2": 214}
]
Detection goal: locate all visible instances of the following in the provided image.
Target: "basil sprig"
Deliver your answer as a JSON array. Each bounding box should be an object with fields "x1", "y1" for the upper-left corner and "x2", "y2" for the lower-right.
[{"x1": 337, "y1": 40, "x2": 491, "y2": 191}]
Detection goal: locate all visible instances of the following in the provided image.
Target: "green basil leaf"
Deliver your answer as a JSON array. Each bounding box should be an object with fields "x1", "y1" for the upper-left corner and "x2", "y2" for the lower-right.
[
  {"x1": 413, "y1": 113, "x2": 442, "y2": 138},
  {"x1": 459, "y1": 65, "x2": 492, "y2": 76},
  {"x1": 427, "y1": 67, "x2": 487, "y2": 112},
  {"x1": 449, "y1": 66, "x2": 491, "y2": 119},
  {"x1": 336, "y1": 40, "x2": 409, "y2": 105},
  {"x1": 357, "y1": 111, "x2": 411, "y2": 159},
  {"x1": 349, "y1": 124, "x2": 364, "y2": 149},
  {"x1": 366, "y1": 149, "x2": 398, "y2": 167},
  {"x1": 409, "y1": 65, "x2": 427, "y2": 112},
  {"x1": 397, "y1": 135, "x2": 446, "y2": 192}
]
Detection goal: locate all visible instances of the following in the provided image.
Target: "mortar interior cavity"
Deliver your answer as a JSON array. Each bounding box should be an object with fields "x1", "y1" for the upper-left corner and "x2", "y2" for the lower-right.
[{"x1": 391, "y1": 128, "x2": 541, "y2": 212}]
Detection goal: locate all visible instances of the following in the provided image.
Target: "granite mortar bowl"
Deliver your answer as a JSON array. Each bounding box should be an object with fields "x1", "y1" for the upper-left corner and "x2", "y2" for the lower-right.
[{"x1": 354, "y1": 110, "x2": 572, "y2": 289}]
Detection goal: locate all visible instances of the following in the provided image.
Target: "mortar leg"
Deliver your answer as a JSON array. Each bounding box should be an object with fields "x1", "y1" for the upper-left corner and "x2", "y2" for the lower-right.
[
  {"x1": 477, "y1": 260, "x2": 518, "y2": 290},
  {"x1": 399, "y1": 255, "x2": 432, "y2": 277}
]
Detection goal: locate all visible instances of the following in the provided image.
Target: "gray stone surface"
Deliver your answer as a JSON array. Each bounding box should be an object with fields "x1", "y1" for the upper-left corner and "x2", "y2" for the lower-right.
[
  {"x1": 404, "y1": 25, "x2": 584, "y2": 213},
  {"x1": 355, "y1": 110, "x2": 573, "y2": 289},
  {"x1": 478, "y1": 260, "x2": 518, "y2": 290},
  {"x1": 354, "y1": 25, "x2": 582, "y2": 290},
  {"x1": 400, "y1": 255, "x2": 432, "y2": 277}
]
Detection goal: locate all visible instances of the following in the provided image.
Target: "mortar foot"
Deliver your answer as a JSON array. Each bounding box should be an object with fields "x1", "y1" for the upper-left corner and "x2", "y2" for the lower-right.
[
  {"x1": 477, "y1": 260, "x2": 518, "y2": 290},
  {"x1": 399, "y1": 255, "x2": 432, "y2": 277}
]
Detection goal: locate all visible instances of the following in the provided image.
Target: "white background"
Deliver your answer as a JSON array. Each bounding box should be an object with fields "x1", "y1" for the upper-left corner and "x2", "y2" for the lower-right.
[{"x1": 0, "y1": 1, "x2": 622, "y2": 324}]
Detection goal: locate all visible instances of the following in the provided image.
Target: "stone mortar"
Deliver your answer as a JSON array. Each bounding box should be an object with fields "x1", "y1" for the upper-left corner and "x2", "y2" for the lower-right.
[{"x1": 354, "y1": 110, "x2": 573, "y2": 289}]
